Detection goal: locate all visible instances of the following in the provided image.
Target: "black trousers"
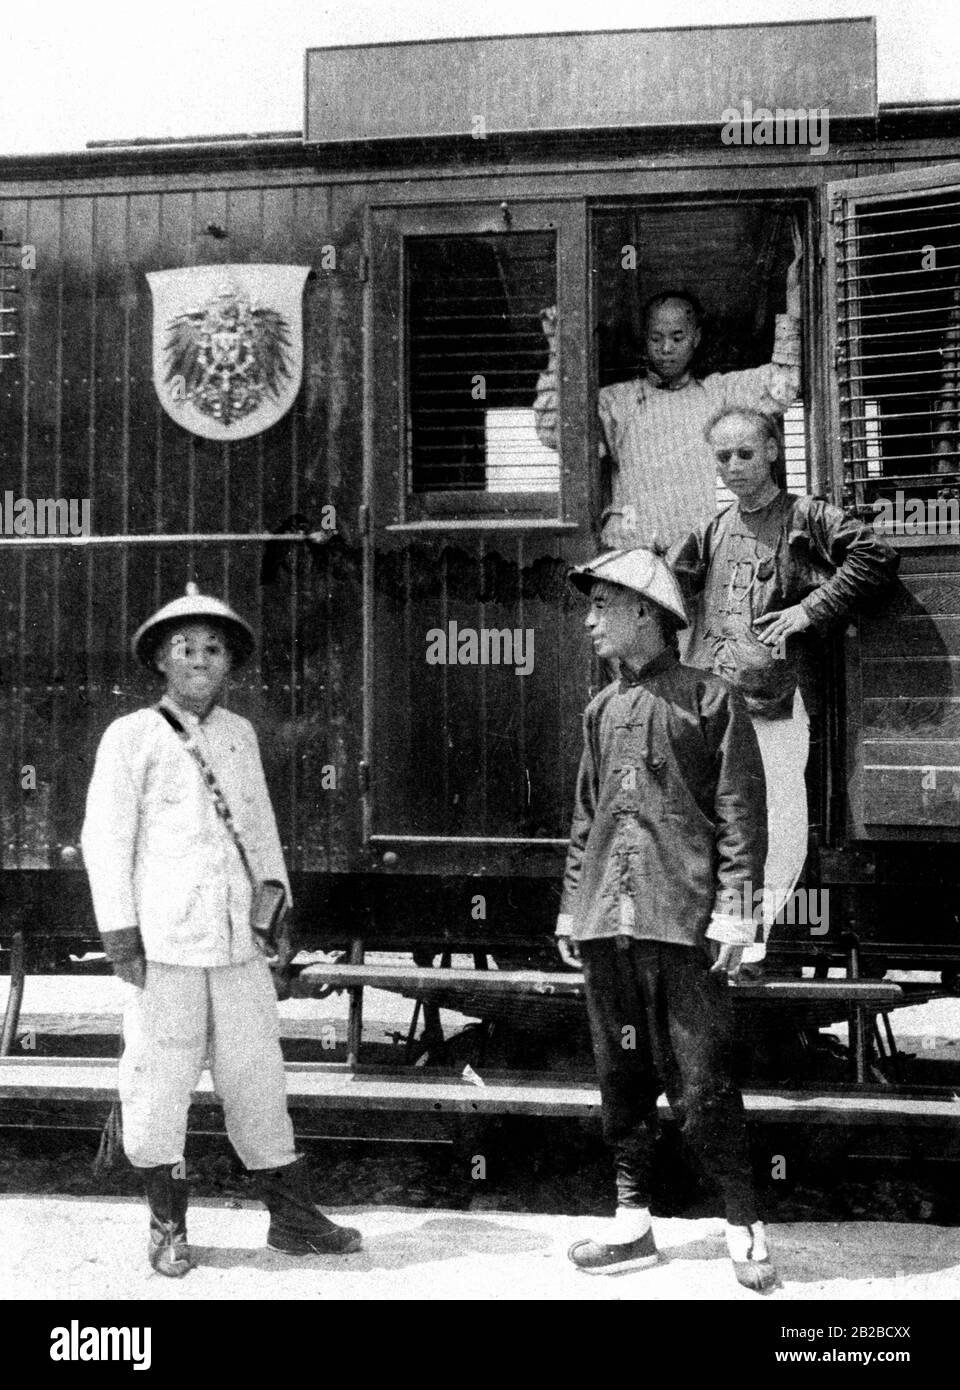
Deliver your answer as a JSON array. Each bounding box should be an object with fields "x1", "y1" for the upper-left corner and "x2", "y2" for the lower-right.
[{"x1": 580, "y1": 936, "x2": 758, "y2": 1227}]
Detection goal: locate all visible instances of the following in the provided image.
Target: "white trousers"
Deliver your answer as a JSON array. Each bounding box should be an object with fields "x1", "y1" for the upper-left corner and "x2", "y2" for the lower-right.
[
  {"x1": 741, "y1": 690, "x2": 811, "y2": 965},
  {"x1": 119, "y1": 956, "x2": 297, "y2": 1171}
]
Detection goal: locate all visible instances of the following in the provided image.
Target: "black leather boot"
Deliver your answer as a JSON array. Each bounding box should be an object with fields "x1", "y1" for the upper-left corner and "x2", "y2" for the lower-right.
[
  {"x1": 138, "y1": 1164, "x2": 195, "y2": 1277},
  {"x1": 256, "y1": 1155, "x2": 362, "y2": 1255}
]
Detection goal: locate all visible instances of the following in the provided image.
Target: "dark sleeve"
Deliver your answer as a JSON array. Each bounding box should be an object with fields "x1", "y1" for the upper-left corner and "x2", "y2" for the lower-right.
[
  {"x1": 670, "y1": 523, "x2": 711, "y2": 614},
  {"x1": 795, "y1": 498, "x2": 900, "y2": 628},
  {"x1": 700, "y1": 682, "x2": 768, "y2": 918},
  {"x1": 558, "y1": 709, "x2": 600, "y2": 922}
]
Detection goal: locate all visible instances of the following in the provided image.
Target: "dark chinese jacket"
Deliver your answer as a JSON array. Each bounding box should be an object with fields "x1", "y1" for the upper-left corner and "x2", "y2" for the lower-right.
[
  {"x1": 558, "y1": 648, "x2": 768, "y2": 947},
  {"x1": 672, "y1": 492, "x2": 900, "y2": 718}
]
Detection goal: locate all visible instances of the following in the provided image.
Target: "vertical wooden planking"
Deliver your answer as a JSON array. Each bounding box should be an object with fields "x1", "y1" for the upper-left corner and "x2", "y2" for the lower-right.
[
  {"x1": 850, "y1": 550, "x2": 960, "y2": 832},
  {"x1": 0, "y1": 199, "x2": 28, "y2": 867},
  {"x1": 187, "y1": 188, "x2": 229, "y2": 578},
  {"x1": 124, "y1": 192, "x2": 162, "y2": 709},
  {"x1": 93, "y1": 195, "x2": 129, "y2": 723},
  {"x1": 520, "y1": 536, "x2": 566, "y2": 838},
  {"x1": 19, "y1": 195, "x2": 63, "y2": 867},
  {"x1": 8, "y1": 195, "x2": 34, "y2": 869},
  {"x1": 154, "y1": 190, "x2": 195, "y2": 607},
  {"x1": 223, "y1": 182, "x2": 295, "y2": 856},
  {"x1": 52, "y1": 194, "x2": 96, "y2": 856},
  {"x1": 516, "y1": 534, "x2": 527, "y2": 831},
  {"x1": 315, "y1": 182, "x2": 341, "y2": 868},
  {"x1": 325, "y1": 185, "x2": 366, "y2": 868},
  {"x1": 281, "y1": 182, "x2": 326, "y2": 869},
  {"x1": 216, "y1": 186, "x2": 265, "y2": 717},
  {"x1": 272, "y1": 182, "x2": 306, "y2": 868},
  {"x1": 478, "y1": 533, "x2": 489, "y2": 832},
  {"x1": 557, "y1": 533, "x2": 592, "y2": 836},
  {"x1": 441, "y1": 537, "x2": 485, "y2": 834},
  {"x1": 179, "y1": 186, "x2": 226, "y2": 597},
  {"x1": 292, "y1": 182, "x2": 366, "y2": 871},
  {"x1": 377, "y1": 535, "x2": 449, "y2": 835},
  {"x1": 476, "y1": 533, "x2": 529, "y2": 836}
]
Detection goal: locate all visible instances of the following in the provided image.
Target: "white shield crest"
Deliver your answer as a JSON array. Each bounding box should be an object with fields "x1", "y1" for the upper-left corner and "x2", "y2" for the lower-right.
[{"x1": 147, "y1": 264, "x2": 310, "y2": 441}]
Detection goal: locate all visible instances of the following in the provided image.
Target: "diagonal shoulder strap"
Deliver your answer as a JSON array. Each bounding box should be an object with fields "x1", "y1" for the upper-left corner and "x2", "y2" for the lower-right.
[{"x1": 155, "y1": 703, "x2": 257, "y2": 887}]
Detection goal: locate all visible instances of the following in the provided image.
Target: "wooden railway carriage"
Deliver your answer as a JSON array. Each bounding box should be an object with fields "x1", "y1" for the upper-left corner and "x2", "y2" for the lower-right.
[{"x1": 2, "y1": 18, "x2": 960, "y2": 1091}]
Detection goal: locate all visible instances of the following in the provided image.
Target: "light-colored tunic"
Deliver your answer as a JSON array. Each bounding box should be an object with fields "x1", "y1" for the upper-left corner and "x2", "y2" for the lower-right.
[
  {"x1": 81, "y1": 696, "x2": 290, "y2": 968},
  {"x1": 598, "y1": 358, "x2": 799, "y2": 548}
]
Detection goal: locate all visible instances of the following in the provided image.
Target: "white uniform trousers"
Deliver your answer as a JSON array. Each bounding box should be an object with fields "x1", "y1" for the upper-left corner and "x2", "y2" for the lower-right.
[
  {"x1": 118, "y1": 956, "x2": 297, "y2": 1171},
  {"x1": 741, "y1": 689, "x2": 811, "y2": 965}
]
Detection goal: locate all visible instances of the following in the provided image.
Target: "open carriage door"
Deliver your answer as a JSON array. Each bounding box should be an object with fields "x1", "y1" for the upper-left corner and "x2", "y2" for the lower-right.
[
  {"x1": 363, "y1": 200, "x2": 592, "y2": 876},
  {"x1": 825, "y1": 161, "x2": 960, "y2": 839}
]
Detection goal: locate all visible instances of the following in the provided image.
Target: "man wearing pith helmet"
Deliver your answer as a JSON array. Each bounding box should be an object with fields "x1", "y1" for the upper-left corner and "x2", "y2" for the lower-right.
[
  {"x1": 81, "y1": 582, "x2": 362, "y2": 1278},
  {"x1": 557, "y1": 548, "x2": 778, "y2": 1292}
]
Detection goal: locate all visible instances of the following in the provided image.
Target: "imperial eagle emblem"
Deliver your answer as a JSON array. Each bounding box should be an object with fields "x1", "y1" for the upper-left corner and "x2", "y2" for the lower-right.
[{"x1": 147, "y1": 265, "x2": 310, "y2": 441}]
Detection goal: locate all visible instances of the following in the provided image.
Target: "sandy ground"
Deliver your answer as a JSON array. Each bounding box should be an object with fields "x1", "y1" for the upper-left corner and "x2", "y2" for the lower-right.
[{"x1": 2, "y1": 1196, "x2": 958, "y2": 1301}]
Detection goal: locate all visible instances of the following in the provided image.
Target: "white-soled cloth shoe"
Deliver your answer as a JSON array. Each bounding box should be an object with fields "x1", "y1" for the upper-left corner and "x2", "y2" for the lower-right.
[
  {"x1": 725, "y1": 1220, "x2": 779, "y2": 1293},
  {"x1": 568, "y1": 1227, "x2": 660, "y2": 1275}
]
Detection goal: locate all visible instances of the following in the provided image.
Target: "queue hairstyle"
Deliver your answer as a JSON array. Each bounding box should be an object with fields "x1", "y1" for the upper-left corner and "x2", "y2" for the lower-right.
[{"x1": 704, "y1": 405, "x2": 787, "y2": 491}]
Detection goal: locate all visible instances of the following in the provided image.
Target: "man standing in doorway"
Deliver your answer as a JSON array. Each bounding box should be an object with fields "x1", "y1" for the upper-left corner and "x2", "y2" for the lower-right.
[
  {"x1": 672, "y1": 407, "x2": 899, "y2": 965},
  {"x1": 534, "y1": 227, "x2": 802, "y2": 549}
]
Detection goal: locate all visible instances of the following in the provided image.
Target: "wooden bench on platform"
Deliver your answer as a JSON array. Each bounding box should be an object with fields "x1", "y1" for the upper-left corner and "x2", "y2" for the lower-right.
[
  {"x1": 292, "y1": 960, "x2": 907, "y2": 1083},
  {"x1": 0, "y1": 948, "x2": 926, "y2": 1114},
  {"x1": 292, "y1": 961, "x2": 905, "y2": 1009},
  {"x1": 1, "y1": 1054, "x2": 958, "y2": 1126}
]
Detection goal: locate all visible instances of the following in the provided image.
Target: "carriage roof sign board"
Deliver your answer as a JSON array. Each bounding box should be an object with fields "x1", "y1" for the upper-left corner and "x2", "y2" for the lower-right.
[{"x1": 304, "y1": 18, "x2": 877, "y2": 145}]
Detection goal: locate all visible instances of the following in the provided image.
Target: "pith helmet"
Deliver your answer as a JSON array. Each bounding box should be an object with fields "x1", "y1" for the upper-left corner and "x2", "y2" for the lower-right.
[
  {"x1": 568, "y1": 549, "x2": 688, "y2": 628},
  {"x1": 132, "y1": 582, "x2": 255, "y2": 669}
]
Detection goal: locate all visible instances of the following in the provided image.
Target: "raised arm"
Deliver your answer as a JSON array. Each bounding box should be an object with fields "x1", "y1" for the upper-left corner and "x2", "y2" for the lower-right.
[
  {"x1": 533, "y1": 306, "x2": 560, "y2": 451},
  {"x1": 706, "y1": 230, "x2": 803, "y2": 416},
  {"x1": 534, "y1": 304, "x2": 614, "y2": 460}
]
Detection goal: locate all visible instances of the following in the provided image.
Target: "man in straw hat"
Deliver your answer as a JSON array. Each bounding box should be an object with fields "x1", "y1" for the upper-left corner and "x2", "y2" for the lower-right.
[
  {"x1": 81, "y1": 583, "x2": 362, "y2": 1276},
  {"x1": 557, "y1": 548, "x2": 778, "y2": 1292}
]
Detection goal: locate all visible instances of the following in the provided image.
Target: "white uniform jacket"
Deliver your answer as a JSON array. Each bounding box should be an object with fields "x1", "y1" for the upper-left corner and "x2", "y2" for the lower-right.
[{"x1": 81, "y1": 696, "x2": 291, "y2": 967}]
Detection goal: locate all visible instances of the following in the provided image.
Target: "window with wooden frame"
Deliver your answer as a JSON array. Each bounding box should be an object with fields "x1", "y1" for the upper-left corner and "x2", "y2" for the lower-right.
[
  {"x1": 402, "y1": 230, "x2": 558, "y2": 519},
  {"x1": 372, "y1": 201, "x2": 585, "y2": 531},
  {"x1": 406, "y1": 231, "x2": 559, "y2": 505}
]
